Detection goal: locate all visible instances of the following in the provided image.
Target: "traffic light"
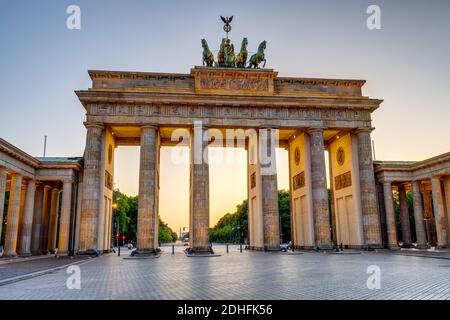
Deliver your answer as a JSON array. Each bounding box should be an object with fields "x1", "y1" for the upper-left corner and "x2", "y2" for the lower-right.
[
  {"x1": 121, "y1": 235, "x2": 126, "y2": 241},
  {"x1": 114, "y1": 232, "x2": 119, "y2": 239}
]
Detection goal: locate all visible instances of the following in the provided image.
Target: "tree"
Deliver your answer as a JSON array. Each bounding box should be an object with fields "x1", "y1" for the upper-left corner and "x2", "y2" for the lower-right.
[
  {"x1": 112, "y1": 189, "x2": 177, "y2": 244},
  {"x1": 209, "y1": 190, "x2": 291, "y2": 243}
]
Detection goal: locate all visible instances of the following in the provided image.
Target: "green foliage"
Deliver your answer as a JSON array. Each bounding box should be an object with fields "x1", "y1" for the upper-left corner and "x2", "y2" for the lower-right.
[
  {"x1": 393, "y1": 190, "x2": 417, "y2": 242},
  {"x1": 159, "y1": 218, "x2": 178, "y2": 243},
  {"x1": 113, "y1": 189, "x2": 177, "y2": 244},
  {"x1": 210, "y1": 190, "x2": 291, "y2": 243}
]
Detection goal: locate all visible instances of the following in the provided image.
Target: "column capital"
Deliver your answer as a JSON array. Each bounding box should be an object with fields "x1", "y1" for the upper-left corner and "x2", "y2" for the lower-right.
[
  {"x1": 306, "y1": 127, "x2": 325, "y2": 134},
  {"x1": 140, "y1": 124, "x2": 159, "y2": 130},
  {"x1": 61, "y1": 179, "x2": 74, "y2": 184},
  {"x1": 431, "y1": 175, "x2": 442, "y2": 181},
  {"x1": 83, "y1": 122, "x2": 104, "y2": 130},
  {"x1": 43, "y1": 185, "x2": 52, "y2": 191},
  {"x1": 354, "y1": 127, "x2": 375, "y2": 135},
  {"x1": 9, "y1": 172, "x2": 22, "y2": 178},
  {"x1": 259, "y1": 125, "x2": 279, "y2": 130}
]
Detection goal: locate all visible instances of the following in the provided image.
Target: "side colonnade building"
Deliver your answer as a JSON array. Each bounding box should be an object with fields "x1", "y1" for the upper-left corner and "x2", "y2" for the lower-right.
[{"x1": 0, "y1": 138, "x2": 82, "y2": 256}]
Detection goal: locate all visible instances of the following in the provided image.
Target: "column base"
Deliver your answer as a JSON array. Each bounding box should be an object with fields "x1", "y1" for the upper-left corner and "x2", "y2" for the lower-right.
[
  {"x1": 315, "y1": 244, "x2": 334, "y2": 251},
  {"x1": 401, "y1": 244, "x2": 413, "y2": 249},
  {"x1": 77, "y1": 249, "x2": 100, "y2": 256},
  {"x1": 363, "y1": 244, "x2": 384, "y2": 250},
  {"x1": 18, "y1": 252, "x2": 32, "y2": 257},
  {"x1": 184, "y1": 246, "x2": 216, "y2": 256},
  {"x1": 247, "y1": 246, "x2": 264, "y2": 251},
  {"x1": 415, "y1": 244, "x2": 431, "y2": 250},
  {"x1": 436, "y1": 245, "x2": 449, "y2": 250},
  {"x1": 388, "y1": 244, "x2": 401, "y2": 250},
  {"x1": 293, "y1": 245, "x2": 316, "y2": 250},
  {"x1": 132, "y1": 248, "x2": 160, "y2": 257}
]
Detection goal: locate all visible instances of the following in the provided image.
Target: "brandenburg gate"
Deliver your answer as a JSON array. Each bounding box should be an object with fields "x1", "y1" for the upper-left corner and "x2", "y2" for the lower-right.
[
  {"x1": 75, "y1": 65, "x2": 383, "y2": 255},
  {"x1": 1, "y1": 19, "x2": 449, "y2": 258}
]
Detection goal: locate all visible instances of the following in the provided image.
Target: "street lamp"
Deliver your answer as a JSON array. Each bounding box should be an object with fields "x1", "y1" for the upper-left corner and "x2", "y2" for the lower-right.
[{"x1": 112, "y1": 203, "x2": 119, "y2": 249}]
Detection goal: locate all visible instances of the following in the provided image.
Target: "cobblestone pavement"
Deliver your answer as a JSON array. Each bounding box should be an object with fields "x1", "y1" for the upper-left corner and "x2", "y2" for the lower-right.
[
  {"x1": 0, "y1": 255, "x2": 90, "y2": 282},
  {"x1": 0, "y1": 245, "x2": 449, "y2": 300}
]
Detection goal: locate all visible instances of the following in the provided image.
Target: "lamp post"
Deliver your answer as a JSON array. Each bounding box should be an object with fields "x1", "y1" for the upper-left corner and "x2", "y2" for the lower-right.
[{"x1": 112, "y1": 203, "x2": 119, "y2": 249}]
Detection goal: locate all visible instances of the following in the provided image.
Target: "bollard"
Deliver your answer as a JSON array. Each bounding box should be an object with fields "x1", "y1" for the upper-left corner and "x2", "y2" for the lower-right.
[
  {"x1": 118, "y1": 246, "x2": 121, "y2": 257},
  {"x1": 226, "y1": 244, "x2": 229, "y2": 253},
  {"x1": 172, "y1": 244, "x2": 175, "y2": 255},
  {"x1": 240, "y1": 243, "x2": 242, "y2": 253}
]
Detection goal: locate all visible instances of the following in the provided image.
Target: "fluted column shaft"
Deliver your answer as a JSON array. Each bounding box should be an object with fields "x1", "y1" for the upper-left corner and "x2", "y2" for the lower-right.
[
  {"x1": 40, "y1": 185, "x2": 52, "y2": 254},
  {"x1": 136, "y1": 126, "x2": 160, "y2": 254},
  {"x1": 19, "y1": 180, "x2": 36, "y2": 256},
  {"x1": 411, "y1": 181, "x2": 428, "y2": 248},
  {"x1": 58, "y1": 180, "x2": 73, "y2": 255},
  {"x1": 31, "y1": 185, "x2": 44, "y2": 254},
  {"x1": 382, "y1": 182, "x2": 399, "y2": 249},
  {"x1": 398, "y1": 183, "x2": 412, "y2": 247},
  {"x1": 4, "y1": 174, "x2": 23, "y2": 256},
  {"x1": 0, "y1": 167, "x2": 7, "y2": 236},
  {"x1": 48, "y1": 188, "x2": 60, "y2": 253},
  {"x1": 356, "y1": 129, "x2": 382, "y2": 247},
  {"x1": 189, "y1": 124, "x2": 210, "y2": 252},
  {"x1": 308, "y1": 128, "x2": 332, "y2": 249},
  {"x1": 261, "y1": 128, "x2": 280, "y2": 250},
  {"x1": 431, "y1": 177, "x2": 448, "y2": 248},
  {"x1": 78, "y1": 124, "x2": 104, "y2": 253}
]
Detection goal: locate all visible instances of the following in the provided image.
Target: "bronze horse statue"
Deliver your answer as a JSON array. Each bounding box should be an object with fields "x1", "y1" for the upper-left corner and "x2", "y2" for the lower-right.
[
  {"x1": 248, "y1": 40, "x2": 267, "y2": 68},
  {"x1": 217, "y1": 38, "x2": 226, "y2": 67},
  {"x1": 201, "y1": 39, "x2": 214, "y2": 67},
  {"x1": 236, "y1": 37, "x2": 248, "y2": 68}
]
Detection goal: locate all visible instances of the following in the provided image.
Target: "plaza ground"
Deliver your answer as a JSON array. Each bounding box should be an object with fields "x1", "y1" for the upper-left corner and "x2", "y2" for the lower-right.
[{"x1": 0, "y1": 244, "x2": 449, "y2": 300}]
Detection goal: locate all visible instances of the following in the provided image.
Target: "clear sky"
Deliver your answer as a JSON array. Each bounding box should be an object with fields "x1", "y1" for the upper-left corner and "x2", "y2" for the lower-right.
[{"x1": 1, "y1": 0, "x2": 449, "y2": 233}]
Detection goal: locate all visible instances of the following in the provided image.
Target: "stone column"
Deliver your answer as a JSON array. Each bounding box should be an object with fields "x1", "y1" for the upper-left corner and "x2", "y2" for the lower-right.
[
  {"x1": 376, "y1": 182, "x2": 388, "y2": 247},
  {"x1": 0, "y1": 167, "x2": 7, "y2": 236},
  {"x1": 31, "y1": 185, "x2": 44, "y2": 255},
  {"x1": 136, "y1": 125, "x2": 160, "y2": 255},
  {"x1": 40, "y1": 185, "x2": 52, "y2": 254},
  {"x1": 58, "y1": 180, "x2": 73, "y2": 255},
  {"x1": 423, "y1": 190, "x2": 436, "y2": 245},
  {"x1": 78, "y1": 123, "x2": 104, "y2": 254},
  {"x1": 431, "y1": 176, "x2": 448, "y2": 248},
  {"x1": 4, "y1": 174, "x2": 23, "y2": 257},
  {"x1": 382, "y1": 182, "x2": 399, "y2": 249},
  {"x1": 19, "y1": 179, "x2": 36, "y2": 256},
  {"x1": 307, "y1": 128, "x2": 332, "y2": 249},
  {"x1": 355, "y1": 128, "x2": 382, "y2": 247},
  {"x1": 398, "y1": 183, "x2": 412, "y2": 248},
  {"x1": 260, "y1": 128, "x2": 280, "y2": 250},
  {"x1": 189, "y1": 123, "x2": 211, "y2": 253},
  {"x1": 48, "y1": 188, "x2": 60, "y2": 253},
  {"x1": 444, "y1": 177, "x2": 450, "y2": 245},
  {"x1": 411, "y1": 180, "x2": 428, "y2": 249}
]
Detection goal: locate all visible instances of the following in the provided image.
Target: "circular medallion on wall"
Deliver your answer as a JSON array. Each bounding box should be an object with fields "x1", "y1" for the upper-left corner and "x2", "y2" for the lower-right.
[
  {"x1": 337, "y1": 147, "x2": 345, "y2": 166},
  {"x1": 108, "y1": 144, "x2": 113, "y2": 164},
  {"x1": 294, "y1": 147, "x2": 301, "y2": 166}
]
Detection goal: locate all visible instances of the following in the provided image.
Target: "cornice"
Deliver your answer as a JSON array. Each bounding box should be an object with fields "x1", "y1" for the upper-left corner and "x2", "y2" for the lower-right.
[
  {"x1": 75, "y1": 90, "x2": 382, "y2": 111},
  {"x1": 0, "y1": 138, "x2": 40, "y2": 168}
]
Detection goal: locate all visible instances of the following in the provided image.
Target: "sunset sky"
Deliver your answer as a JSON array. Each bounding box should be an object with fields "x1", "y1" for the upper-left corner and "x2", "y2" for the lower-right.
[{"x1": 1, "y1": 0, "x2": 449, "y2": 233}]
